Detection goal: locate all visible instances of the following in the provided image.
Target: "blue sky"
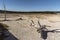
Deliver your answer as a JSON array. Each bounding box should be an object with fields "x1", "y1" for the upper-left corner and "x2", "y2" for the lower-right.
[{"x1": 0, "y1": 0, "x2": 60, "y2": 11}]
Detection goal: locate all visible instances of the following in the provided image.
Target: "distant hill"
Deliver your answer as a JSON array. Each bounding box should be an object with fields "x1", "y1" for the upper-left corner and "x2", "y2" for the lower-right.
[{"x1": 0, "y1": 10, "x2": 60, "y2": 14}]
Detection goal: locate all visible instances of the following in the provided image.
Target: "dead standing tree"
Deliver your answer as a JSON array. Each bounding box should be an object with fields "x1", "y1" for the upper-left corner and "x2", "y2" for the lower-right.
[{"x1": 3, "y1": 0, "x2": 7, "y2": 21}]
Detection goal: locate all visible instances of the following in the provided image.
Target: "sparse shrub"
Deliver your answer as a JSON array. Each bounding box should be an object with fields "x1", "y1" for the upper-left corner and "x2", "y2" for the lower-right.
[
  {"x1": 0, "y1": 23, "x2": 9, "y2": 40},
  {"x1": 0, "y1": 23, "x2": 9, "y2": 30}
]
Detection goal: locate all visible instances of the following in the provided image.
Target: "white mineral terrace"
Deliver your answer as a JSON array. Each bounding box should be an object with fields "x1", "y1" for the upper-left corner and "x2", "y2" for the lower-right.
[{"x1": 0, "y1": 13, "x2": 60, "y2": 40}]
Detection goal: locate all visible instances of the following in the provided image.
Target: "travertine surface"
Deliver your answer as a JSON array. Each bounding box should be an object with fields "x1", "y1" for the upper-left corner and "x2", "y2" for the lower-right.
[{"x1": 0, "y1": 13, "x2": 60, "y2": 40}]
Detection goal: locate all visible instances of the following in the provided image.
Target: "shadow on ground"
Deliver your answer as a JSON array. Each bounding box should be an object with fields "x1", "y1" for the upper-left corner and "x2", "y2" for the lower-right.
[
  {"x1": 4, "y1": 30, "x2": 18, "y2": 40},
  {"x1": 0, "y1": 23, "x2": 19, "y2": 40}
]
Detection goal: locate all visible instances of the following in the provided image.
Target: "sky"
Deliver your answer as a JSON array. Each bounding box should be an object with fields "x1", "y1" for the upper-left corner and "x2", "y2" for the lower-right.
[{"x1": 0, "y1": 0, "x2": 60, "y2": 11}]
